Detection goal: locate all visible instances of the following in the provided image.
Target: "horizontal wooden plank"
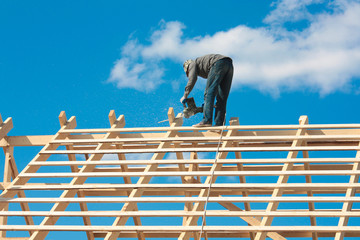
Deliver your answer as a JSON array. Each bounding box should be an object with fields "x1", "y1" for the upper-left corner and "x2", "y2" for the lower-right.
[
  {"x1": 1, "y1": 225, "x2": 360, "y2": 232},
  {"x1": 2, "y1": 130, "x2": 360, "y2": 147},
  {"x1": 59, "y1": 123, "x2": 360, "y2": 134},
  {"x1": 1, "y1": 196, "x2": 359, "y2": 203},
  {"x1": 10, "y1": 183, "x2": 346, "y2": 196},
  {"x1": 93, "y1": 164, "x2": 354, "y2": 173},
  {"x1": 41, "y1": 145, "x2": 360, "y2": 155},
  {"x1": 1, "y1": 135, "x2": 53, "y2": 147},
  {"x1": 18, "y1": 170, "x2": 360, "y2": 178},
  {"x1": 92, "y1": 231, "x2": 360, "y2": 239},
  {"x1": 0, "y1": 210, "x2": 359, "y2": 217},
  {"x1": 7, "y1": 183, "x2": 360, "y2": 191},
  {"x1": 50, "y1": 134, "x2": 360, "y2": 145},
  {"x1": 0, "y1": 117, "x2": 13, "y2": 140},
  {"x1": 27, "y1": 158, "x2": 360, "y2": 167}
]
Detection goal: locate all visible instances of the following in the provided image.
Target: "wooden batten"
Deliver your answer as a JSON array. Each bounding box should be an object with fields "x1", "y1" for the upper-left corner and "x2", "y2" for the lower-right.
[{"x1": 0, "y1": 110, "x2": 360, "y2": 240}]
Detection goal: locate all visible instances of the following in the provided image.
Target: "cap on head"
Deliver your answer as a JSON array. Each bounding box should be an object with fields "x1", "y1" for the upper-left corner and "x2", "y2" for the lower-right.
[{"x1": 183, "y1": 59, "x2": 193, "y2": 73}]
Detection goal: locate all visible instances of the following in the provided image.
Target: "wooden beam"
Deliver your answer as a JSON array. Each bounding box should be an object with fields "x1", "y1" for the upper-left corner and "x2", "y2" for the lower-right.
[
  {"x1": 334, "y1": 142, "x2": 360, "y2": 240},
  {"x1": 103, "y1": 109, "x2": 184, "y2": 240},
  {"x1": 0, "y1": 116, "x2": 13, "y2": 141},
  {"x1": 18, "y1": 169, "x2": 360, "y2": 178},
  {"x1": 1, "y1": 146, "x2": 34, "y2": 236},
  {"x1": 218, "y1": 198, "x2": 286, "y2": 240},
  {"x1": 27, "y1": 158, "x2": 360, "y2": 167},
  {"x1": 50, "y1": 134, "x2": 360, "y2": 145},
  {"x1": 41, "y1": 145, "x2": 360, "y2": 155},
  {"x1": 7, "y1": 182, "x2": 360, "y2": 191},
  {"x1": 28, "y1": 112, "x2": 125, "y2": 240},
  {"x1": 2, "y1": 112, "x2": 360, "y2": 239},
  {"x1": 93, "y1": 231, "x2": 360, "y2": 239},
  {"x1": 0, "y1": 146, "x2": 11, "y2": 238},
  {"x1": 4, "y1": 131, "x2": 360, "y2": 148},
  {"x1": 302, "y1": 142, "x2": 318, "y2": 240},
  {"x1": 178, "y1": 120, "x2": 241, "y2": 240},
  {"x1": 230, "y1": 117, "x2": 256, "y2": 240},
  {"x1": 0, "y1": 136, "x2": 53, "y2": 147},
  {"x1": 108, "y1": 110, "x2": 145, "y2": 240},
  {"x1": 254, "y1": 116, "x2": 308, "y2": 240},
  {"x1": 59, "y1": 123, "x2": 360, "y2": 134},
  {"x1": 2, "y1": 225, "x2": 360, "y2": 232},
  {"x1": 1, "y1": 210, "x2": 360, "y2": 217},
  {"x1": 3, "y1": 196, "x2": 359, "y2": 204},
  {"x1": 0, "y1": 113, "x2": 77, "y2": 212},
  {"x1": 59, "y1": 111, "x2": 94, "y2": 240}
]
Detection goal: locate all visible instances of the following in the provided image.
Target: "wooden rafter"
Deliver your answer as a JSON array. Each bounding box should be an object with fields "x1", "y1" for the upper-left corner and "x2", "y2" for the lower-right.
[
  {"x1": 103, "y1": 109, "x2": 184, "y2": 240},
  {"x1": 108, "y1": 110, "x2": 145, "y2": 240},
  {"x1": 334, "y1": 141, "x2": 360, "y2": 240},
  {"x1": 254, "y1": 116, "x2": 309, "y2": 240},
  {"x1": 1, "y1": 111, "x2": 360, "y2": 239},
  {"x1": 28, "y1": 112, "x2": 127, "y2": 240},
  {"x1": 59, "y1": 112, "x2": 94, "y2": 240}
]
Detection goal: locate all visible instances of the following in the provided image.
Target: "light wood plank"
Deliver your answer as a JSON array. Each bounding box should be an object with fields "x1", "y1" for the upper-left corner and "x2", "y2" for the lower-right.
[
  {"x1": 0, "y1": 147, "x2": 11, "y2": 238},
  {"x1": 59, "y1": 123, "x2": 360, "y2": 134},
  {"x1": 1, "y1": 210, "x2": 360, "y2": 217},
  {"x1": 27, "y1": 158, "x2": 360, "y2": 167},
  {"x1": 0, "y1": 117, "x2": 13, "y2": 141},
  {"x1": 49, "y1": 134, "x2": 360, "y2": 145},
  {"x1": 41, "y1": 145, "x2": 360, "y2": 155},
  {"x1": 18, "y1": 169, "x2": 360, "y2": 178},
  {"x1": 108, "y1": 110, "x2": 145, "y2": 240},
  {"x1": 334, "y1": 142, "x2": 360, "y2": 240},
  {"x1": 254, "y1": 116, "x2": 308, "y2": 240},
  {"x1": 60, "y1": 112, "x2": 94, "y2": 240},
  {"x1": 7, "y1": 182, "x2": 360, "y2": 191},
  {"x1": 28, "y1": 112, "x2": 126, "y2": 240},
  {"x1": 178, "y1": 121, "x2": 246, "y2": 240},
  {"x1": 103, "y1": 111, "x2": 184, "y2": 240},
  {"x1": 4, "y1": 128, "x2": 360, "y2": 147},
  {"x1": 0, "y1": 115, "x2": 77, "y2": 211},
  {"x1": 1, "y1": 146, "x2": 34, "y2": 236},
  {"x1": 302, "y1": 145, "x2": 318, "y2": 240},
  {"x1": 2, "y1": 225, "x2": 360, "y2": 232}
]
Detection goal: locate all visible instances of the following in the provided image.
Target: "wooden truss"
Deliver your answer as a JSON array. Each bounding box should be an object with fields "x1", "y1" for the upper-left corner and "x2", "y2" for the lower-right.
[{"x1": 0, "y1": 109, "x2": 360, "y2": 239}]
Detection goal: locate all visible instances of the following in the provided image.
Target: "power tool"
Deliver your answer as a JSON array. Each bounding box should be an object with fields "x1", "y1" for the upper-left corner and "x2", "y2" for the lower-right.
[
  {"x1": 182, "y1": 97, "x2": 203, "y2": 118},
  {"x1": 157, "y1": 97, "x2": 203, "y2": 123}
]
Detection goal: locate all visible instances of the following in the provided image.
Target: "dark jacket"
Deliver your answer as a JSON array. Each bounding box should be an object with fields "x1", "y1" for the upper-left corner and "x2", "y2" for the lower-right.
[{"x1": 184, "y1": 54, "x2": 230, "y2": 97}]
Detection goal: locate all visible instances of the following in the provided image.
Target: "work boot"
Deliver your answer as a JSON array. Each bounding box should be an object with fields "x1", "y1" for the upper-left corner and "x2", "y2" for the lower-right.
[{"x1": 193, "y1": 121, "x2": 212, "y2": 127}]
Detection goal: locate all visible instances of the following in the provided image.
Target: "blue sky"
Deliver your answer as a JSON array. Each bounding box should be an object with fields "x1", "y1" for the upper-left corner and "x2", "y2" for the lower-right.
[
  {"x1": 1, "y1": 0, "x2": 360, "y2": 239},
  {"x1": 1, "y1": 0, "x2": 360, "y2": 136}
]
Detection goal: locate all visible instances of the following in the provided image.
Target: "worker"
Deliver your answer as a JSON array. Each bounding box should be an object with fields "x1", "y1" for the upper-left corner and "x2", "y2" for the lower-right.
[{"x1": 180, "y1": 54, "x2": 233, "y2": 127}]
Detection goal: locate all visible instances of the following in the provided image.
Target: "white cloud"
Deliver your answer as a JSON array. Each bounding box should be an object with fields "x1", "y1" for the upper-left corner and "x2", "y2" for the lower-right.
[
  {"x1": 108, "y1": 0, "x2": 360, "y2": 96},
  {"x1": 264, "y1": 0, "x2": 325, "y2": 25}
]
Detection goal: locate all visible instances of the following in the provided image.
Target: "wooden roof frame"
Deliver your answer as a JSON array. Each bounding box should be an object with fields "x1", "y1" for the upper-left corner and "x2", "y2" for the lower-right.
[{"x1": 0, "y1": 109, "x2": 360, "y2": 240}]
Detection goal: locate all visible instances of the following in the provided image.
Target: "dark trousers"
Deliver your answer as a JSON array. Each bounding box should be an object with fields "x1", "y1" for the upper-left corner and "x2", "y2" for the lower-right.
[{"x1": 203, "y1": 58, "x2": 233, "y2": 126}]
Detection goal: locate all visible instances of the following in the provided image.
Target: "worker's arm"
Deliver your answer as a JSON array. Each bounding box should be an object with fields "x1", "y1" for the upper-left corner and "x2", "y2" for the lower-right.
[{"x1": 184, "y1": 62, "x2": 197, "y2": 98}]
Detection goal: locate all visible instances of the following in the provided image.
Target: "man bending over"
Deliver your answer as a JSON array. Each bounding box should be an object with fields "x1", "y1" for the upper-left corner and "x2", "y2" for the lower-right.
[{"x1": 181, "y1": 54, "x2": 233, "y2": 127}]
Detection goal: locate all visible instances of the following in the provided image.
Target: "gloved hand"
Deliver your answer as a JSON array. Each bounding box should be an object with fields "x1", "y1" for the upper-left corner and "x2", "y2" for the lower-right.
[{"x1": 180, "y1": 96, "x2": 187, "y2": 104}]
